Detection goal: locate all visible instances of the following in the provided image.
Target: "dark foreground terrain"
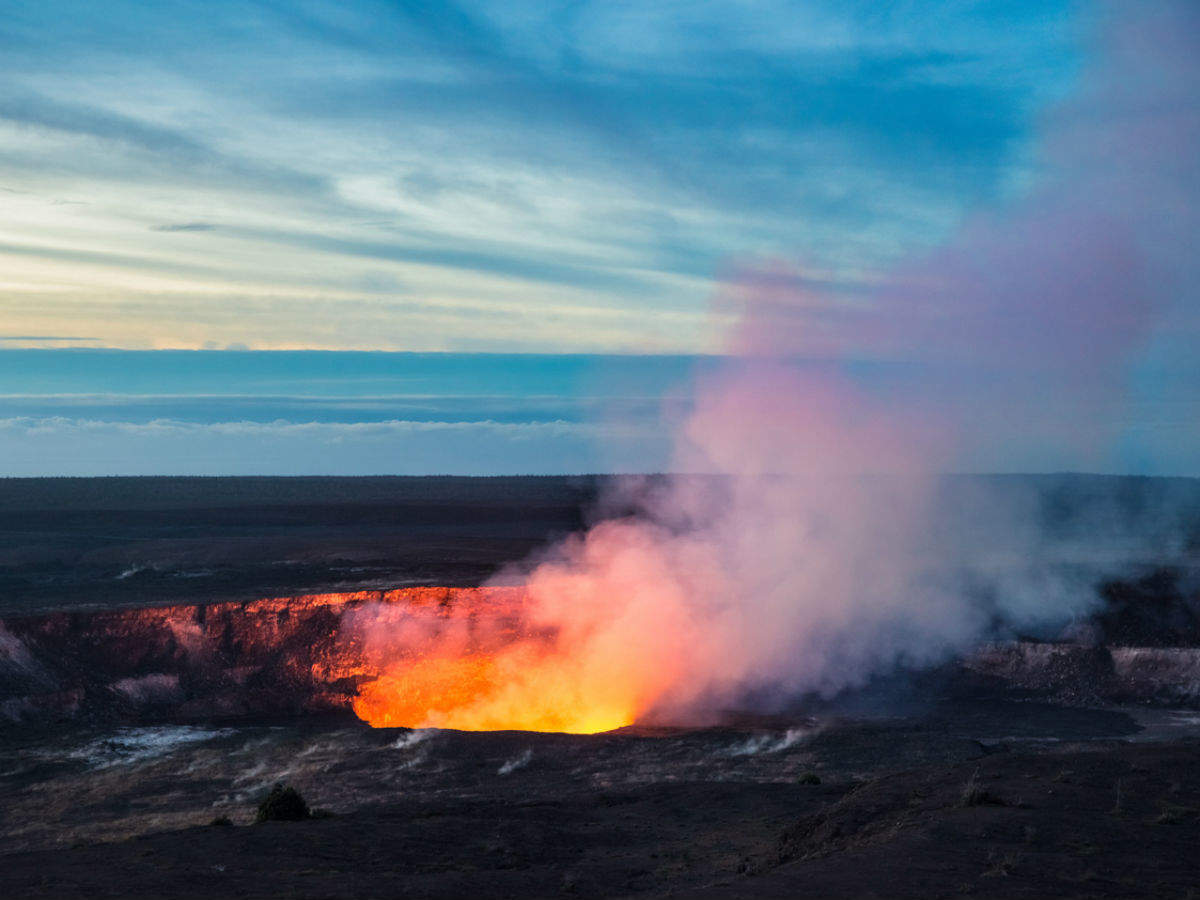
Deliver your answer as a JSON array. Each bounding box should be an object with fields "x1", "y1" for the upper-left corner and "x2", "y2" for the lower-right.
[
  {"x1": 1, "y1": 705, "x2": 1199, "y2": 898},
  {"x1": 1, "y1": 475, "x2": 1199, "y2": 897}
]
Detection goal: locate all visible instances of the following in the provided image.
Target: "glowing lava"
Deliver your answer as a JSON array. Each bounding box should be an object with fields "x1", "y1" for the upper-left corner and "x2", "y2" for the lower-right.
[
  {"x1": 347, "y1": 525, "x2": 696, "y2": 734},
  {"x1": 351, "y1": 642, "x2": 640, "y2": 734}
]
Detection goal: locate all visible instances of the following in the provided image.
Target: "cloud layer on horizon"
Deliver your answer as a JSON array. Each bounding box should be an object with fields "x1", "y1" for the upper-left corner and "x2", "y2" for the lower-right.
[{"x1": 0, "y1": 415, "x2": 663, "y2": 476}]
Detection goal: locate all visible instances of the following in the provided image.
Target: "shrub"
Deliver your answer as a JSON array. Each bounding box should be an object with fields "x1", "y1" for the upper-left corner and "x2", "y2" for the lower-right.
[
  {"x1": 797, "y1": 772, "x2": 821, "y2": 785},
  {"x1": 255, "y1": 783, "x2": 310, "y2": 823},
  {"x1": 208, "y1": 815, "x2": 233, "y2": 827},
  {"x1": 983, "y1": 849, "x2": 1020, "y2": 877},
  {"x1": 960, "y1": 768, "x2": 1005, "y2": 807},
  {"x1": 1156, "y1": 803, "x2": 1193, "y2": 825}
]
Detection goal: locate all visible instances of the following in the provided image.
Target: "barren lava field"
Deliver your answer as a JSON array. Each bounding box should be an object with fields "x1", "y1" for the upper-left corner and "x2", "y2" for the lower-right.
[{"x1": 2, "y1": 475, "x2": 1199, "y2": 899}]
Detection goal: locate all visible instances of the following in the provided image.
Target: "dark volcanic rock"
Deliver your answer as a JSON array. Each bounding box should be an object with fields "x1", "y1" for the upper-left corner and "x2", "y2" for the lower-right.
[
  {"x1": 1094, "y1": 568, "x2": 1200, "y2": 646},
  {"x1": 2, "y1": 737, "x2": 1199, "y2": 899},
  {"x1": 0, "y1": 475, "x2": 606, "y2": 616}
]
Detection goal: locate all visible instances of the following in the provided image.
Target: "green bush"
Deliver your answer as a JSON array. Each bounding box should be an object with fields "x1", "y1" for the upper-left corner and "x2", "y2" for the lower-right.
[
  {"x1": 255, "y1": 783, "x2": 310, "y2": 823},
  {"x1": 797, "y1": 772, "x2": 821, "y2": 785}
]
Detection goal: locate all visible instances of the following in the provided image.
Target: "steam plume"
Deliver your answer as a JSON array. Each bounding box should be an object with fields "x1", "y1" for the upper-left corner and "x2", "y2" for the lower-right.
[{"x1": 351, "y1": 1, "x2": 1197, "y2": 730}]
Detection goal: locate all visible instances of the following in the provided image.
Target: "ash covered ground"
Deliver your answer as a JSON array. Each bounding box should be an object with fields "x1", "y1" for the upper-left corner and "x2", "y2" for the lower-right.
[
  {"x1": 2, "y1": 474, "x2": 1200, "y2": 898},
  {"x1": 0, "y1": 475, "x2": 604, "y2": 614}
]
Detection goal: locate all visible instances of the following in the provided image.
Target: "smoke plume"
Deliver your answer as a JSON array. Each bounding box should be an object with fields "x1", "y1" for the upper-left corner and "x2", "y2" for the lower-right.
[{"x1": 350, "y1": 1, "x2": 1197, "y2": 731}]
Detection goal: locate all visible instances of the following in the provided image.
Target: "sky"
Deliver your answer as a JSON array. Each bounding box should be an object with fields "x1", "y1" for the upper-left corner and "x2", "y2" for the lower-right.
[
  {"x1": 0, "y1": 0, "x2": 1196, "y2": 475},
  {"x1": 0, "y1": 0, "x2": 1082, "y2": 352}
]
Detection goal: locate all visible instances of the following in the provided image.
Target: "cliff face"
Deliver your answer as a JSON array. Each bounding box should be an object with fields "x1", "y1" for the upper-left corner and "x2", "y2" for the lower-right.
[
  {"x1": 0, "y1": 587, "x2": 525, "y2": 723},
  {"x1": 5, "y1": 585, "x2": 1200, "y2": 726},
  {"x1": 963, "y1": 642, "x2": 1200, "y2": 707}
]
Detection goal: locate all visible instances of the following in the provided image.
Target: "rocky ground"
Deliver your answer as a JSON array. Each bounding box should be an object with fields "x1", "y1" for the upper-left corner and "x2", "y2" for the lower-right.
[
  {"x1": 0, "y1": 705, "x2": 1198, "y2": 898},
  {"x1": 1, "y1": 475, "x2": 1198, "y2": 897},
  {"x1": 0, "y1": 475, "x2": 603, "y2": 615}
]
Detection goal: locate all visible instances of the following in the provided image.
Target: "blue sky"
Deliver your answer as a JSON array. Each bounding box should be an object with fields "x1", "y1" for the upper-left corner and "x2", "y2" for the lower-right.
[
  {"x1": 0, "y1": 0, "x2": 1080, "y2": 352},
  {"x1": 0, "y1": 1, "x2": 1196, "y2": 475}
]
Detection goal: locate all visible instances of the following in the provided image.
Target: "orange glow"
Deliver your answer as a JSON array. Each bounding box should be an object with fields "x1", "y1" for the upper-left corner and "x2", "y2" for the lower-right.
[
  {"x1": 351, "y1": 641, "x2": 640, "y2": 734},
  {"x1": 346, "y1": 530, "x2": 696, "y2": 734}
]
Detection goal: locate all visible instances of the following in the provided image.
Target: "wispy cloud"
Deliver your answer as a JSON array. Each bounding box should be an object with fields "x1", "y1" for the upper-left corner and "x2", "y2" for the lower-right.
[
  {"x1": 151, "y1": 223, "x2": 216, "y2": 233},
  {"x1": 0, "y1": 0, "x2": 1080, "y2": 351}
]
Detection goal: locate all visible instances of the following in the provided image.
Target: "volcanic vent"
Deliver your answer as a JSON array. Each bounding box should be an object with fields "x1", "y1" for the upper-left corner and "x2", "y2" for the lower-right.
[{"x1": 3, "y1": 568, "x2": 1200, "y2": 731}]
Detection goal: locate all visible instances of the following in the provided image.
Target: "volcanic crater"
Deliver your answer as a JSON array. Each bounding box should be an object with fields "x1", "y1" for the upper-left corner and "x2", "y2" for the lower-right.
[{"x1": 2, "y1": 475, "x2": 1199, "y2": 899}]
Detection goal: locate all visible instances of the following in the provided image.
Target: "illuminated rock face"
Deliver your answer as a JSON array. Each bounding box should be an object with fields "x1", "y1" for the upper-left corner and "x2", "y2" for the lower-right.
[
  {"x1": 3, "y1": 587, "x2": 1200, "y2": 727},
  {"x1": 0, "y1": 588, "x2": 526, "y2": 724}
]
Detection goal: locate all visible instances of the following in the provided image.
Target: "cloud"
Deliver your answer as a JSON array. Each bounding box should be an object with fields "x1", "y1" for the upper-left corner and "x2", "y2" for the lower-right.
[
  {"x1": 1, "y1": 0, "x2": 1192, "y2": 475},
  {"x1": 0, "y1": 0, "x2": 1080, "y2": 350},
  {"x1": 151, "y1": 223, "x2": 216, "y2": 233},
  {"x1": 0, "y1": 416, "x2": 667, "y2": 476}
]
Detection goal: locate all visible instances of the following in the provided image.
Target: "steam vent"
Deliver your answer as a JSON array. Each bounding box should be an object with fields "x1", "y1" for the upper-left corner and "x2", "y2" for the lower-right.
[{"x1": 5, "y1": 579, "x2": 1200, "y2": 730}]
